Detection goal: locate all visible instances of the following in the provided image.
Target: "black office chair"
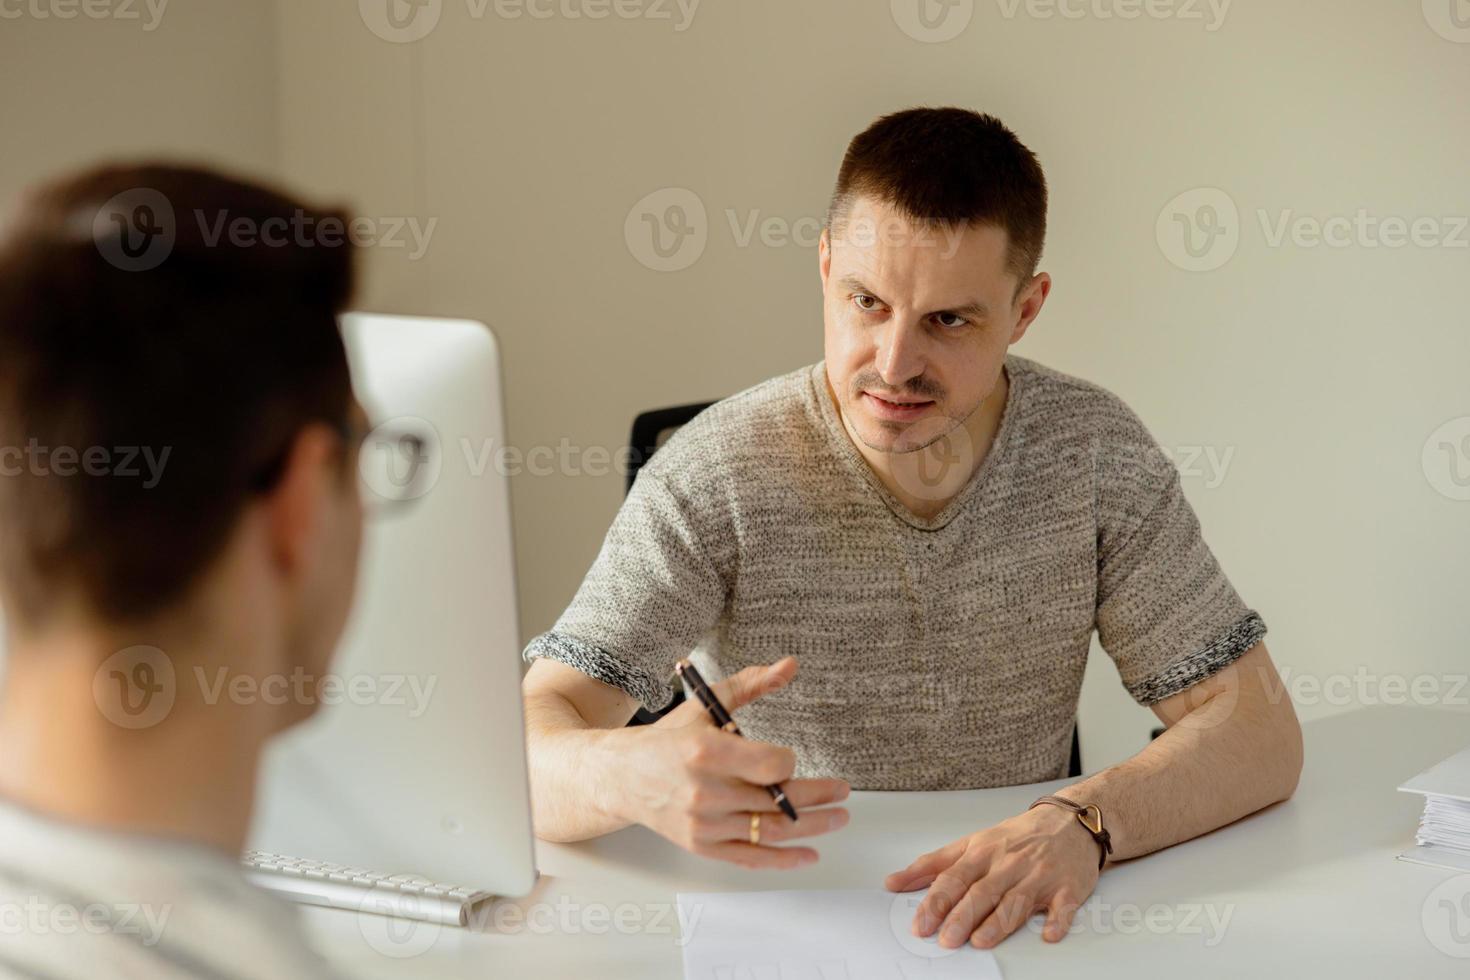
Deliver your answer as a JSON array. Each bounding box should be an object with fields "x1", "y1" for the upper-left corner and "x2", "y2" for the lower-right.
[
  {"x1": 624, "y1": 402, "x2": 717, "y2": 498},
  {"x1": 621, "y1": 401, "x2": 1085, "y2": 780}
]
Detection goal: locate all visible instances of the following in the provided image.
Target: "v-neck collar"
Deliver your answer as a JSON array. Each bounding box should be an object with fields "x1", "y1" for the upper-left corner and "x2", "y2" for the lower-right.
[{"x1": 809, "y1": 357, "x2": 1024, "y2": 532}]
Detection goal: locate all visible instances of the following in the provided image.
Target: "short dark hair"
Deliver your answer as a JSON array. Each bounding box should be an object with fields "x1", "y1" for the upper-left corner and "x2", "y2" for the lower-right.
[
  {"x1": 826, "y1": 106, "x2": 1048, "y2": 288},
  {"x1": 0, "y1": 163, "x2": 357, "y2": 627}
]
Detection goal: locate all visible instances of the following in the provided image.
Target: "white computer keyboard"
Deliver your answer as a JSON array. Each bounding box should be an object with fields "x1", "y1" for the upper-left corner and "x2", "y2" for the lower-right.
[{"x1": 241, "y1": 850, "x2": 494, "y2": 926}]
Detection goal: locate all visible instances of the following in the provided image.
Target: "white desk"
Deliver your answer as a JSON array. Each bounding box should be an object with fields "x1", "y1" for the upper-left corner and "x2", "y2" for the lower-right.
[{"x1": 305, "y1": 705, "x2": 1470, "y2": 978}]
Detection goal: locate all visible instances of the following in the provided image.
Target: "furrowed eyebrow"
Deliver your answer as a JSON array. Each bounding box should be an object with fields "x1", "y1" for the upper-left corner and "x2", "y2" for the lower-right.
[
  {"x1": 938, "y1": 301, "x2": 990, "y2": 321},
  {"x1": 837, "y1": 274, "x2": 880, "y2": 299},
  {"x1": 838, "y1": 274, "x2": 989, "y2": 321}
]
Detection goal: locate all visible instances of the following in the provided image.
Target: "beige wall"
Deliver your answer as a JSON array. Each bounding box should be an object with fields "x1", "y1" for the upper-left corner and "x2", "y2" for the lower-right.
[
  {"x1": 275, "y1": 0, "x2": 1470, "y2": 768},
  {"x1": 0, "y1": 0, "x2": 281, "y2": 681},
  {"x1": 0, "y1": 0, "x2": 279, "y2": 195},
  {"x1": 5, "y1": 0, "x2": 1469, "y2": 770}
]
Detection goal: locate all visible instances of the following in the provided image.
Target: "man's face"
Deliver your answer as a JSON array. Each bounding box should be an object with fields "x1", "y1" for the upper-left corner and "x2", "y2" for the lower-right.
[{"x1": 819, "y1": 194, "x2": 1038, "y2": 455}]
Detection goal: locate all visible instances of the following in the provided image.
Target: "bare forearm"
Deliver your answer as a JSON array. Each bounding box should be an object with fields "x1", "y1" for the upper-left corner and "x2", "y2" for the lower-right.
[
  {"x1": 1058, "y1": 681, "x2": 1302, "y2": 862},
  {"x1": 523, "y1": 691, "x2": 638, "y2": 842}
]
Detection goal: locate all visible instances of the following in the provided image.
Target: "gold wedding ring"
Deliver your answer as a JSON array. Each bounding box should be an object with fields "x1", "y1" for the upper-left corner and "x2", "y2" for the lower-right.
[{"x1": 749, "y1": 812, "x2": 762, "y2": 845}]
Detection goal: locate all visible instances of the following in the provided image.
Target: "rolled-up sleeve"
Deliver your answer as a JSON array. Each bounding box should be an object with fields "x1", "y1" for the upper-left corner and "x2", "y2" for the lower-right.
[
  {"x1": 1093, "y1": 417, "x2": 1267, "y2": 706},
  {"x1": 523, "y1": 465, "x2": 731, "y2": 713}
]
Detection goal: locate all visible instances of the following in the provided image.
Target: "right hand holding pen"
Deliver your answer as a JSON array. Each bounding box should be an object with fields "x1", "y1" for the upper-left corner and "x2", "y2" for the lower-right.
[{"x1": 620, "y1": 656, "x2": 851, "y2": 869}]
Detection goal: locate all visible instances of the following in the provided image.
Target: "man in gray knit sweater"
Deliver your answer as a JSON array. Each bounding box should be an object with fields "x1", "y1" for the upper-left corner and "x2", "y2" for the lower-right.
[{"x1": 521, "y1": 107, "x2": 1302, "y2": 950}]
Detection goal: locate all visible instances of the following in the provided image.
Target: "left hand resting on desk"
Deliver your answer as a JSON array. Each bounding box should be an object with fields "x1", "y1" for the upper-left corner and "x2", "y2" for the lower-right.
[{"x1": 884, "y1": 801, "x2": 1100, "y2": 949}]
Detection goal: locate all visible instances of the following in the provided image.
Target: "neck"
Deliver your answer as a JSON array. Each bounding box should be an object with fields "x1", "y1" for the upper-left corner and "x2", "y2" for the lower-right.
[
  {"x1": 0, "y1": 620, "x2": 280, "y2": 857},
  {"x1": 834, "y1": 363, "x2": 1010, "y2": 521}
]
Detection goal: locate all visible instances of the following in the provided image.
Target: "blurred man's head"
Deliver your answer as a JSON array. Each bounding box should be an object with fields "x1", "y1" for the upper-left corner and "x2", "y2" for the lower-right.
[
  {"x1": 819, "y1": 107, "x2": 1051, "y2": 455},
  {"x1": 0, "y1": 164, "x2": 364, "y2": 728}
]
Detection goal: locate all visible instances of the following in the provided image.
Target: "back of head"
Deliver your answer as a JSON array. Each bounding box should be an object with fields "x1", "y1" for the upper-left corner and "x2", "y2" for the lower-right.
[{"x1": 0, "y1": 163, "x2": 357, "y2": 631}]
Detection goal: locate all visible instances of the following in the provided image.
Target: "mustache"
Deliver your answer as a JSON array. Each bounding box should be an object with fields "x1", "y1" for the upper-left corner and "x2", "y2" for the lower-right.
[{"x1": 850, "y1": 374, "x2": 943, "y2": 402}]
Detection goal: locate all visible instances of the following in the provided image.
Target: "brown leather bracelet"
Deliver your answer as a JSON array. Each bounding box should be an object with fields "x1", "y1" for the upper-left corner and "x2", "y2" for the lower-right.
[{"x1": 1029, "y1": 794, "x2": 1113, "y2": 870}]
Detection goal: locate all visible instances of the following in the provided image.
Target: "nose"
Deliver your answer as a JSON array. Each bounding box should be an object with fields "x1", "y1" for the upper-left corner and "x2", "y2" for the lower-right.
[{"x1": 874, "y1": 317, "x2": 926, "y2": 390}]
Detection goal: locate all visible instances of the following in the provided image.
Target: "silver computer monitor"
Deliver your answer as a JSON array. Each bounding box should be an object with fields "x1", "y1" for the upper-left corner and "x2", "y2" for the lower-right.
[{"x1": 249, "y1": 313, "x2": 537, "y2": 898}]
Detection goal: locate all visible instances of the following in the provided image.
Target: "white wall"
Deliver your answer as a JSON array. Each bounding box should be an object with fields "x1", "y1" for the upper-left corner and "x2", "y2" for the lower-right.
[{"x1": 3, "y1": 0, "x2": 1467, "y2": 770}]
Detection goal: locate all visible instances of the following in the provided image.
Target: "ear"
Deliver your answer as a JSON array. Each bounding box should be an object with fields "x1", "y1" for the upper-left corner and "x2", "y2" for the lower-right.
[
  {"x1": 265, "y1": 423, "x2": 343, "y2": 578},
  {"x1": 818, "y1": 227, "x2": 832, "y2": 289},
  {"x1": 1010, "y1": 271, "x2": 1052, "y2": 344}
]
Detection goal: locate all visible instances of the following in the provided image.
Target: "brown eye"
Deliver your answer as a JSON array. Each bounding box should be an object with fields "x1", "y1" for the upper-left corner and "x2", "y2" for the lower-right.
[{"x1": 852, "y1": 294, "x2": 879, "y2": 312}]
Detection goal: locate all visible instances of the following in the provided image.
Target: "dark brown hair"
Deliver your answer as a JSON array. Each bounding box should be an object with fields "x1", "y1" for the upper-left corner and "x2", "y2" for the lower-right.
[
  {"x1": 0, "y1": 163, "x2": 356, "y2": 627},
  {"x1": 827, "y1": 106, "x2": 1048, "y2": 289}
]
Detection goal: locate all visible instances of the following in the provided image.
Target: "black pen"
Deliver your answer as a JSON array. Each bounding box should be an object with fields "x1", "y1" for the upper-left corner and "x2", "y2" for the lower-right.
[{"x1": 674, "y1": 658, "x2": 799, "y2": 822}]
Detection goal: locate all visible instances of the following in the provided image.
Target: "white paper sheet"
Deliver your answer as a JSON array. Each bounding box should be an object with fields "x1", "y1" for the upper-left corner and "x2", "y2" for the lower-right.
[
  {"x1": 1398, "y1": 842, "x2": 1470, "y2": 874},
  {"x1": 677, "y1": 889, "x2": 1004, "y2": 980},
  {"x1": 1399, "y1": 744, "x2": 1470, "y2": 804},
  {"x1": 1399, "y1": 744, "x2": 1470, "y2": 860}
]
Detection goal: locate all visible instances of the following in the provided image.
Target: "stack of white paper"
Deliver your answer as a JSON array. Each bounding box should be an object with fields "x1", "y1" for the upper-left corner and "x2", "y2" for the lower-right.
[
  {"x1": 1398, "y1": 744, "x2": 1470, "y2": 873},
  {"x1": 676, "y1": 889, "x2": 1004, "y2": 980}
]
